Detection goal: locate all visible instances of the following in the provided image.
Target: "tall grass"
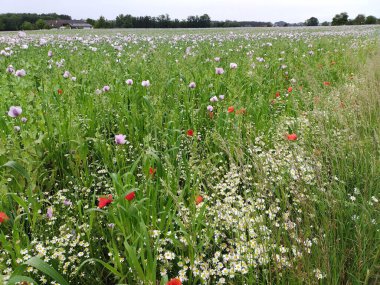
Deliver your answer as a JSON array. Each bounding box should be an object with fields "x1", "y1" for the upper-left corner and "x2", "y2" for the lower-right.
[{"x1": 307, "y1": 48, "x2": 380, "y2": 285}]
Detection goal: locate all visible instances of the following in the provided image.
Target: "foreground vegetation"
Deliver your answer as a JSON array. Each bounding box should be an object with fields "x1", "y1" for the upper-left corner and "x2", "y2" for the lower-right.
[{"x1": 0, "y1": 26, "x2": 379, "y2": 284}]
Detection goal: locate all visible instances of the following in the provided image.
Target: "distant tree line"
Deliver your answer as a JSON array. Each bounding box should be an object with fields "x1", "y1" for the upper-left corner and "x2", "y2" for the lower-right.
[
  {"x1": 304, "y1": 13, "x2": 379, "y2": 26},
  {"x1": 87, "y1": 14, "x2": 272, "y2": 29},
  {"x1": 87, "y1": 14, "x2": 212, "y2": 28},
  {"x1": 0, "y1": 12, "x2": 379, "y2": 31},
  {"x1": 332, "y1": 13, "x2": 378, "y2": 25},
  {"x1": 0, "y1": 13, "x2": 71, "y2": 31}
]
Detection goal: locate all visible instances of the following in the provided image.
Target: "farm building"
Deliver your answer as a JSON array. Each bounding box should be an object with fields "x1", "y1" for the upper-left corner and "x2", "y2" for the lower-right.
[{"x1": 46, "y1": 20, "x2": 93, "y2": 29}]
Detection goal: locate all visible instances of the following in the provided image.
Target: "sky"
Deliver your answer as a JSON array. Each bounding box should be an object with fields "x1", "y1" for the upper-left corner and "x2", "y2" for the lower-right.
[{"x1": 1, "y1": 0, "x2": 379, "y2": 23}]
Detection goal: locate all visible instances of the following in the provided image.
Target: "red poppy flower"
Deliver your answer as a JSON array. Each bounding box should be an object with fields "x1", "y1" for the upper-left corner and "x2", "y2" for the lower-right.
[
  {"x1": 98, "y1": 195, "x2": 113, "y2": 208},
  {"x1": 149, "y1": 167, "x2": 156, "y2": 177},
  {"x1": 167, "y1": 278, "x2": 182, "y2": 285},
  {"x1": 275, "y1": 91, "x2": 280, "y2": 98},
  {"x1": 0, "y1": 212, "x2": 9, "y2": 223},
  {"x1": 195, "y1": 195, "x2": 203, "y2": 205},
  {"x1": 125, "y1": 191, "x2": 135, "y2": 201},
  {"x1": 323, "y1": 81, "x2": 331, "y2": 86},
  {"x1": 227, "y1": 106, "x2": 234, "y2": 113},
  {"x1": 288, "y1": 87, "x2": 293, "y2": 93},
  {"x1": 287, "y1": 133, "x2": 298, "y2": 141},
  {"x1": 187, "y1": 129, "x2": 194, "y2": 137},
  {"x1": 58, "y1": 89, "x2": 63, "y2": 94}
]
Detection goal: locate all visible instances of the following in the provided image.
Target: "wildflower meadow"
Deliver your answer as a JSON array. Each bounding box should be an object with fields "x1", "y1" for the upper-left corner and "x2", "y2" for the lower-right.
[{"x1": 0, "y1": 26, "x2": 379, "y2": 284}]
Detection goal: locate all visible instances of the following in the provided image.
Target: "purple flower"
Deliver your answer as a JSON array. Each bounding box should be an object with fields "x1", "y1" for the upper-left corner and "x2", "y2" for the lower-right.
[
  {"x1": 141, "y1": 80, "x2": 150, "y2": 87},
  {"x1": 102, "y1": 85, "x2": 110, "y2": 92},
  {"x1": 63, "y1": 199, "x2": 72, "y2": 206},
  {"x1": 71, "y1": 77, "x2": 76, "y2": 81},
  {"x1": 14, "y1": 126, "x2": 20, "y2": 132},
  {"x1": 207, "y1": 105, "x2": 214, "y2": 112},
  {"x1": 21, "y1": 117, "x2": 27, "y2": 123},
  {"x1": 126, "y1": 79, "x2": 133, "y2": 85},
  {"x1": 230, "y1": 63, "x2": 238, "y2": 69},
  {"x1": 63, "y1": 71, "x2": 70, "y2": 78},
  {"x1": 18, "y1": 31, "x2": 26, "y2": 38},
  {"x1": 115, "y1": 134, "x2": 126, "y2": 145},
  {"x1": 8, "y1": 106, "x2": 22, "y2": 118},
  {"x1": 15, "y1": 69, "x2": 26, "y2": 77},
  {"x1": 210, "y1": 96, "x2": 218, "y2": 102},
  {"x1": 214, "y1": 57, "x2": 220, "y2": 62},
  {"x1": 215, "y1": 67, "x2": 224, "y2": 75},
  {"x1": 188, "y1": 82, "x2": 196, "y2": 89},
  {"x1": 6, "y1": 65, "x2": 14, "y2": 74},
  {"x1": 46, "y1": 207, "x2": 53, "y2": 219},
  {"x1": 219, "y1": 95, "x2": 225, "y2": 100},
  {"x1": 48, "y1": 50, "x2": 53, "y2": 57}
]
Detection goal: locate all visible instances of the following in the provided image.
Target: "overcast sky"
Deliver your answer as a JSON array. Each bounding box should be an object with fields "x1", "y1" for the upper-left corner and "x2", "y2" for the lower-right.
[{"x1": 1, "y1": 0, "x2": 379, "y2": 23}]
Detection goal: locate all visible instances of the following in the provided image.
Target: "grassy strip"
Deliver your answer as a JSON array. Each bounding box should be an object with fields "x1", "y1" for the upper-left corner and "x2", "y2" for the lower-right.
[{"x1": 307, "y1": 43, "x2": 380, "y2": 285}]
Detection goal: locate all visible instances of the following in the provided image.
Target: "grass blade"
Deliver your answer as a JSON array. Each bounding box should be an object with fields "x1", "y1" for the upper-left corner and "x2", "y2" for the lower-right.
[{"x1": 24, "y1": 256, "x2": 69, "y2": 285}]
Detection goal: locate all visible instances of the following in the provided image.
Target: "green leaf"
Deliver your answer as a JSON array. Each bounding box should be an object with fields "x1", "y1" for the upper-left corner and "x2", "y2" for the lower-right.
[
  {"x1": 77, "y1": 258, "x2": 123, "y2": 278},
  {"x1": 0, "y1": 117, "x2": 9, "y2": 133},
  {"x1": 160, "y1": 275, "x2": 169, "y2": 285},
  {"x1": 110, "y1": 172, "x2": 123, "y2": 193},
  {"x1": 7, "y1": 193, "x2": 28, "y2": 212},
  {"x1": 143, "y1": 96, "x2": 154, "y2": 112},
  {"x1": 24, "y1": 256, "x2": 69, "y2": 285},
  {"x1": 85, "y1": 208, "x2": 109, "y2": 214},
  {"x1": 129, "y1": 155, "x2": 141, "y2": 174},
  {"x1": 7, "y1": 275, "x2": 37, "y2": 285},
  {"x1": 124, "y1": 240, "x2": 145, "y2": 280},
  {"x1": 1, "y1": 161, "x2": 30, "y2": 182}
]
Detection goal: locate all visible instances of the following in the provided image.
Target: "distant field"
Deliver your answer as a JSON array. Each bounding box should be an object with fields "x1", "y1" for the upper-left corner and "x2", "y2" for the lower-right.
[{"x1": 0, "y1": 26, "x2": 379, "y2": 285}]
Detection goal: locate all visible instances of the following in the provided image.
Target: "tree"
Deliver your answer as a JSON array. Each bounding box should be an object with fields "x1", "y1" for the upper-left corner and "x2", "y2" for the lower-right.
[
  {"x1": 95, "y1": 16, "x2": 108, "y2": 28},
  {"x1": 321, "y1": 21, "x2": 330, "y2": 26},
  {"x1": 86, "y1": 18, "x2": 96, "y2": 26},
  {"x1": 186, "y1": 15, "x2": 197, "y2": 28},
  {"x1": 305, "y1": 17, "x2": 319, "y2": 26},
  {"x1": 124, "y1": 15, "x2": 133, "y2": 28},
  {"x1": 199, "y1": 14, "x2": 211, "y2": 27},
  {"x1": 21, "y1": 21, "x2": 34, "y2": 30},
  {"x1": 0, "y1": 13, "x2": 74, "y2": 31},
  {"x1": 115, "y1": 14, "x2": 125, "y2": 28},
  {"x1": 157, "y1": 14, "x2": 171, "y2": 28},
  {"x1": 365, "y1": 15, "x2": 377, "y2": 25},
  {"x1": 35, "y1": 19, "x2": 47, "y2": 29},
  {"x1": 332, "y1": 12, "x2": 349, "y2": 26},
  {"x1": 172, "y1": 18, "x2": 180, "y2": 28},
  {"x1": 353, "y1": 14, "x2": 366, "y2": 25}
]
